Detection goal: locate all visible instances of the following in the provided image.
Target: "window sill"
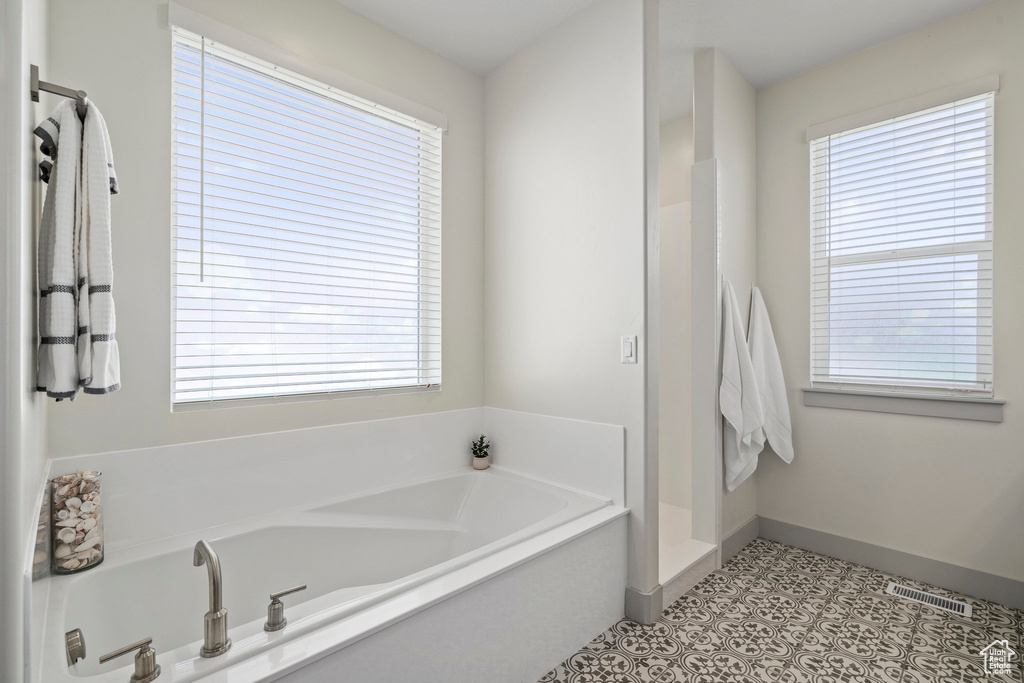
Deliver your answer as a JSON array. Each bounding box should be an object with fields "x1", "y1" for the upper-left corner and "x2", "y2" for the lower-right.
[
  {"x1": 172, "y1": 384, "x2": 441, "y2": 412},
  {"x1": 802, "y1": 388, "x2": 1004, "y2": 423}
]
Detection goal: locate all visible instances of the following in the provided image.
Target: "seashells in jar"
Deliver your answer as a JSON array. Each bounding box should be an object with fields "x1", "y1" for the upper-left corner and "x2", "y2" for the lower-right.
[{"x1": 51, "y1": 471, "x2": 103, "y2": 574}]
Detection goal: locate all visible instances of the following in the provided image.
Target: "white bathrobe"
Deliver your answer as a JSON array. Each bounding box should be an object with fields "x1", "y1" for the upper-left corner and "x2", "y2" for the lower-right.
[
  {"x1": 720, "y1": 279, "x2": 765, "y2": 491},
  {"x1": 35, "y1": 100, "x2": 120, "y2": 399},
  {"x1": 748, "y1": 287, "x2": 793, "y2": 463}
]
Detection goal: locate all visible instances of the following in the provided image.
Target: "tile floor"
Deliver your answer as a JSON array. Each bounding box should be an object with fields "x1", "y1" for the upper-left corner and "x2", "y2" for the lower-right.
[{"x1": 541, "y1": 539, "x2": 1023, "y2": 682}]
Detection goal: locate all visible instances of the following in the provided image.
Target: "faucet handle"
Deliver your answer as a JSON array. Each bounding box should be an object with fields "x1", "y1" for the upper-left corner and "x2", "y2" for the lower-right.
[
  {"x1": 99, "y1": 637, "x2": 160, "y2": 683},
  {"x1": 270, "y1": 584, "x2": 307, "y2": 601},
  {"x1": 65, "y1": 628, "x2": 86, "y2": 666},
  {"x1": 265, "y1": 584, "x2": 306, "y2": 632}
]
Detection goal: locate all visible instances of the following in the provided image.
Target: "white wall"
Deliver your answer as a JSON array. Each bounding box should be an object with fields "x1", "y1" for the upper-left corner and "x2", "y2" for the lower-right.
[
  {"x1": 692, "y1": 49, "x2": 758, "y2": 539},
  {"x1": 483, "y1": 0, "x2": 650, "y2": 589},
  {"x1": 659, "y1": 115, "x2": 692, "y2": 207},
  {"x1": 44, "y1": 0, "x2": 484, "y2": 458},
  {"x1": 659, "y1": 201, "x2": 690, "y2": 511},
  {"x1": 755, "y1": 0, "x2": 1024, "y2": 581},
  {"x1": 659, "y1": 116, "x2": 692, "y2": 510},
  {"x1": 1, "y1": 0, "x2": 50, "y2": 679}
]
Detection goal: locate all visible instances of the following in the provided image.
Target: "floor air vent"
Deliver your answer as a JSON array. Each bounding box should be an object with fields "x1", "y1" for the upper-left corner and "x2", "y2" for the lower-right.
[{"x1": 886, "y1": 582, "x2": 972, "y2": 617}]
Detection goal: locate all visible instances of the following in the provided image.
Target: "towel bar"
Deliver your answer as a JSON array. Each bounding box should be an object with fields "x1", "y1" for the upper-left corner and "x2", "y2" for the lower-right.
[{"x1": 30, "y1": 64, "x2": 88, "y2": 119}]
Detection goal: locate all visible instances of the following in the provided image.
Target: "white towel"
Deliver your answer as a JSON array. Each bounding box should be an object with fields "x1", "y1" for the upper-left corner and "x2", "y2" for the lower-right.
[
  {"x1": 35, "y1": 101, "x2": 120, "y2": 399},
  {"x1": 748, "y1": 287, "x2": 793, "y2": 463},
  {"x1": 720, "y1": 279, "x2": 764, "y2": 491},
  {"x1": 78, "y1": 103, "x2": 120, "y2": 394},
  {"x1": 35, "y1": 100, "x2": 83, "y2": 399}
]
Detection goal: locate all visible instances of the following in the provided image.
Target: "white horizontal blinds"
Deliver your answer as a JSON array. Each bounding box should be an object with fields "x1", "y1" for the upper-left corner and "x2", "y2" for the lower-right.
[
  {"x1": 171, "y1": 28, "x2": 442, "y2": 404},
  {"x1": 810, "y1": 92, "x2": 994, "y2": 396}
]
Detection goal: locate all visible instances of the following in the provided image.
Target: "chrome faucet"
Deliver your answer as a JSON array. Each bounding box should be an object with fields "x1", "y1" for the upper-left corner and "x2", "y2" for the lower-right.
[{"x1": 193, "y1": 540, "x2": 231, "y2": 657}]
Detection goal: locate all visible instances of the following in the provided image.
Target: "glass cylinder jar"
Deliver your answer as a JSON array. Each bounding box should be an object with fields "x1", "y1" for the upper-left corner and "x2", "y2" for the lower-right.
[{"x1": 51, "y1": 471, "x2": 103, "y2": 574}]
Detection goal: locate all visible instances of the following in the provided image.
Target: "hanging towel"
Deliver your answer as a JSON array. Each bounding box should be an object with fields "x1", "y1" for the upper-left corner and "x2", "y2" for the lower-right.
[
  {"x1": 78, "y1": 102, "x2": 120, "y2": 394},
  {"x1": 720, "y1": 279, "x2": 764, "y2": 491},
  {"x1": 35, "y1": 100, "x2": 83, "y2": 399},
  {"x1": 748, "y1": 287, "x2": 793, "y2": 463},
  {"x1": 35, "y1": 101, "x2": 120, "y2": 399}
]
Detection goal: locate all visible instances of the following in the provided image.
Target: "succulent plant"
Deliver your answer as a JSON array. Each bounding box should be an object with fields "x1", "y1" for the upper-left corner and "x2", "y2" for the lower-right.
[{"x1": 471, "y1": 434, "x2": 490, "y2": 458}]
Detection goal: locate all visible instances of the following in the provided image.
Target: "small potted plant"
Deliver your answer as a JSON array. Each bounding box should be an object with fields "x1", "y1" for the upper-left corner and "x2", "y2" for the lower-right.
[{"x1": 471, "y1": 435, "x2": 490, "y2": 470}]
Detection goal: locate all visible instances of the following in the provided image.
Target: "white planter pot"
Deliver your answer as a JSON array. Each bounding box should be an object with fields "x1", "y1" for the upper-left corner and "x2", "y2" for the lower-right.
[{"x1": 473, "y1": 455, "x2": 490, "y2": 470}]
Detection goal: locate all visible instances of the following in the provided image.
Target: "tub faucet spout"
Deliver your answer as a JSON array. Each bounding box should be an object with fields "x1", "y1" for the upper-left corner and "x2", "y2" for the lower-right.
[{"x1": 193, "y1": 540, "x2": 231, "y2": 657}]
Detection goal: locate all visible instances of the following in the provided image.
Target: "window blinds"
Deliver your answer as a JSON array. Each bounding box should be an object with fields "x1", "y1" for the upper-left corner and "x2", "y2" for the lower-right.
[
  {"x1": 810, "y1": 92, "x2": 994, "y2": 396},
  {"x1": 171, "y1": 28, "x2": 442, "y2": 404}
]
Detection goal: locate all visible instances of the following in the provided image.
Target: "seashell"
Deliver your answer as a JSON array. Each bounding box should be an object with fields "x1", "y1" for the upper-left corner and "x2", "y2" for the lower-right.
[
  {"x1": 54, "y1": 543, "x2": 73, "y2": 559},
  {"x1": 80, "y1": 500, "x2": 95, "y2": 513},
  {"x1": 74, "y1": 531, "x2": 85, "y2": 544},
  {"x1": 56, "y1": 483, "x2": 73, "y2": 497},
  {"x1": 65, "y1": 497, "x2": 82, "y2": 509},
  {"x1": 55, "y1": 519, "x2": 78, "y2": 528},
  {"x1": 57, "y1": 509, "x2": 69, "y2": 520},
  {"x1": 82, "y1": 517, "x2": 97, "y2": 531},
  {"x1": 61, "y1": 559, "x2": 81, "y2": 571},
  {"x1": 57, "y1": 527, "x2": 77, "y2": 544},
  {"x1": 73, "y1": 539, "x2": 100, "y2": 553}
]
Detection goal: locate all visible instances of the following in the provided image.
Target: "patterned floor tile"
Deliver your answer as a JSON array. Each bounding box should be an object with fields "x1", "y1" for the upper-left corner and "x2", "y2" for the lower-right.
[{"x1": 539, "y1": 539, "x2": 1023, "y2": 683}]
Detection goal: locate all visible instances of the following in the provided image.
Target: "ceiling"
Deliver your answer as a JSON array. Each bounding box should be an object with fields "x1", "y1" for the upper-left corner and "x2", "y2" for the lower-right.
[
  {"x1": 331, "y1": 0, "x2": 996, "y2": 122},
  {"x1": 659, "y1": 0, "x2": 996, "y2": 122},
  {"x1": 332, "y1": 0, "x2": 598, "y2": 75}
]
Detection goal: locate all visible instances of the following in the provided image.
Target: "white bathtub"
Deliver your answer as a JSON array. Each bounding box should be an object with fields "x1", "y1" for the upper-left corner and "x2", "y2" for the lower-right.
[{"x1": 39, "y1": 467, "x2": 622, "y2": 682}]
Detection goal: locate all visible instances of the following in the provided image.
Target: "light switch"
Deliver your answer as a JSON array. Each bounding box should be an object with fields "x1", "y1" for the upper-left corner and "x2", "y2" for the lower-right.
[{"x1": 621, "y1": 335, "x2": 637, "y2": 364}]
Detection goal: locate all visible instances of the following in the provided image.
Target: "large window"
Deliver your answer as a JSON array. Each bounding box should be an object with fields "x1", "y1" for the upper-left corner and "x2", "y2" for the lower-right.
[
  {"x1": 810, "y1": 92, "x2": 994, "y2": 396},
  {"x1": 171, "y1": 29, "x2": 442, "y2": 405}
]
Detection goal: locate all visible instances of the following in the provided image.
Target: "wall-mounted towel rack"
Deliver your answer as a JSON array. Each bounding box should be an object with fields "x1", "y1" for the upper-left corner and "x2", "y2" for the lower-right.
[{"x1": 30, "y1": 64, "x2": 88, "y2": 119}]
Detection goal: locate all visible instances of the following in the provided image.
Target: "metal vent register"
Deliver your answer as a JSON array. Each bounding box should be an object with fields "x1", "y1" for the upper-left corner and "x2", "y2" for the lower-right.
[{"x1": 886, "y1": 582, "x2": 972, "y2": 617}]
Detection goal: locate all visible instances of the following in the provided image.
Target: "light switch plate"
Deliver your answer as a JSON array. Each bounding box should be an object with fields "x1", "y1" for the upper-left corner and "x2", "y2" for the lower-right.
[{"x1": 621, "y1": 336, "x2": 637, "y2": 364}]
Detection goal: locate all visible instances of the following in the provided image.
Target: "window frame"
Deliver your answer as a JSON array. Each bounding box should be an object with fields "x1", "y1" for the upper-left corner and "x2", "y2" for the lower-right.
[
  {"x1": 808, "y1": 91, "x2": 996, "y2": 400},
  {"x1": 169, "y1": 27, "x2": 443, "y2": 409}
]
